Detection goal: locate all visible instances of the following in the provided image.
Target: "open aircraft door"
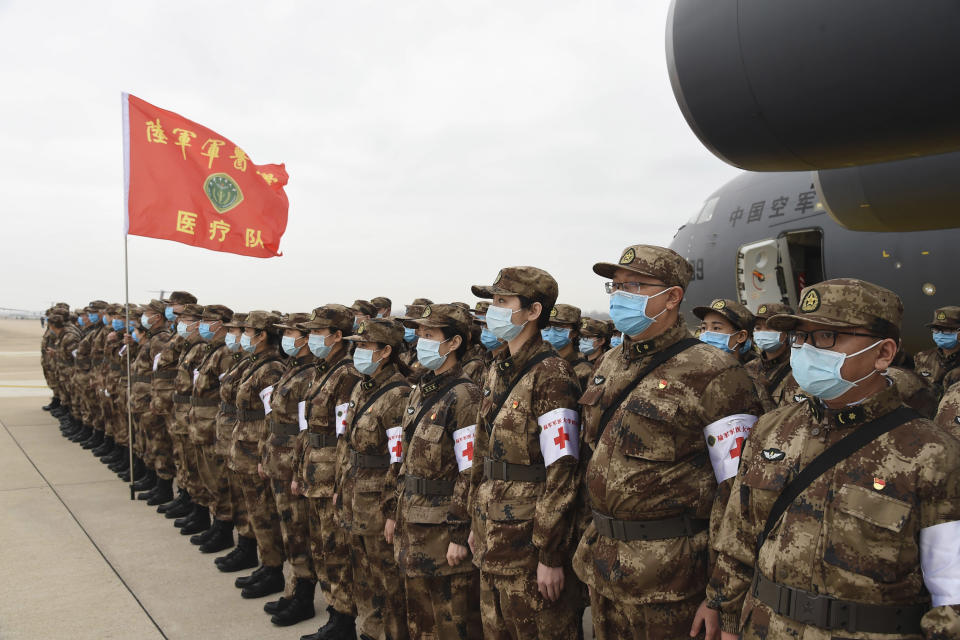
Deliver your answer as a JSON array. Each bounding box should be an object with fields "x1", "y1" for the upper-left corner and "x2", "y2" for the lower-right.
[{"x1": 736, "y1": 238, "x2": 799, "y2": 312}]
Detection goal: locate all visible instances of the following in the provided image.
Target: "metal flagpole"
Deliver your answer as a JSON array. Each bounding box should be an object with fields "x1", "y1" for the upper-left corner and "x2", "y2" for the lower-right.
[{"x1": 125, "y1": 235, "x2": 135, "y2": 500}]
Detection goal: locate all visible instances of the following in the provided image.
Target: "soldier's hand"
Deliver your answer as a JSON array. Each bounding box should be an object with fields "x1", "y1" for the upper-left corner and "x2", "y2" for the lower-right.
[
  {"x1": 384, "y1": 518, "x2": 396, "y2": 544},
  {"x1": 332, "y1": 492, "x2": 338, "y2": 506},
  {"x1": 446, "y1": 542, "x2": 469, "y2": 567},
  {"x1": 690, "y1": 600, "x2": 720, "y2": 640},
  {"x1": 536, "y1": 562, "x2": 564, "y2": 602},
  {"x1": 257, "y1": 463, "x2": 266, "y2": 479},
  {"x1": 467, "y1": 530, "x2": 475, "y2": 555},
  {"x1": 290, "y1": 480, "x2": 299, "y2": 495}
]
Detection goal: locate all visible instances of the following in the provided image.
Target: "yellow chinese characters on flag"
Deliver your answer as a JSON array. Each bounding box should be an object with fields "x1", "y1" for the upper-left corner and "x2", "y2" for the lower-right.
[{"x1": 123, "y1": 93, "x2": 288, "y2": 258}]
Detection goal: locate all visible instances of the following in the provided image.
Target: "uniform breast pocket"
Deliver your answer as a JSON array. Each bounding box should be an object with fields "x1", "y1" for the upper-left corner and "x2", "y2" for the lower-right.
[
  {"x1": 410, "y1": 422, "x2": 445, "y2": 469},
  {"x1": 351, "y1": 476, "x2": 385, "y2": 534},
  {"x1": 740, "y1": 463, "x2": 789, "y2": 536},
  {"x1": 616, "y1": 398, "x2": 679, "y2": 463},
  {"x1": 825, "y1": 484, "x2": 912, "y2": 583}
]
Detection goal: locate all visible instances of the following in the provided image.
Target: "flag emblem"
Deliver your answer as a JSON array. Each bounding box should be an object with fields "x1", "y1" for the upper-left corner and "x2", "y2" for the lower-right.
[{"x1": 204, "y1": 173, "x2": 243, "y2": 213}]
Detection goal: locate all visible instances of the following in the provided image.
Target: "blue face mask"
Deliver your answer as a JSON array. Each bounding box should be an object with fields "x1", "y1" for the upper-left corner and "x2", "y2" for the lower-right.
[
  {"x1": 416, "y1": 337, "x2": 452, "y2": 371},
  {"x1": 486, "y1": 305, "x2": 525, "y2": 342},
  {"x1": 88, "y1": 313, "x2": 99, "y2": 324},
  {"x1": 700, "y1": 331, "x2": 737, "y2": 353},
  {"x1": 225, "y1": 333, "x2": 240, "y2": 352},
  {"x1": 127, "y1": 322, "x2": 135, "y2": 333},
  {"x1": 541, "y1": 327, "x2": 571, "y2": 350},
  {"x1": 353, "y1": 347, "x2": 382, "y2": 376},
  {"x1": 403, "y1": 327, "x2": 417, "y2": 343},
  {"x1": 933, "y1": 331, "x2": 959, "y2": 350},
  {"x1": 140, "y1": 313, "x2": 152, "y2": 330},
  {"x1": 790, "y1": 340, "x2": 881, "y2": 400},
  {"x1": 308, "y1": 334, "x2": 332, "y2": 359},
  {"x1": 610, "y1": 335, "x2": 623, "y2": 348},
  {"x1": 609, "y1": 289, "x2": 669, "y2": 337},
  {"x1": 78, "y1": 316, "x2": 85, "y2": 327},
  {"x1": 480, "y1": 327, "x2": 502, "y2": 351},
  {"x1": 177, "y1": 321, "x2": 190, "y2": 339},
  {"x1": 101, "y1": 315, "x2": 109, "y2": 326},
  {"x1": 111, "y1": 319, "x2": 124, "y2": 331},
  {"x1": 198, "y1": 322, "x2": 216, "y2": 341},
  {"x1": 753, "y1": 330, "x2": 783, "y2": 352},
  {"x1": 740, "y1": 338, "x2": 753, "y2": 354},
  {"x1": 132, "y1": 331, "x2": 140, "y2": 343},
  {"x1": 281, "y1": 335, "x2": 301, "y2": 356},
  {"x1": 240, "y1": 333, "x2": 256, "y2": 353},
  {"x1": 579, "y1": 338, "x2": 597, "y2": 355},
  {"x1": 165, "y1": 306, "x2": 176, "y2": 322}
]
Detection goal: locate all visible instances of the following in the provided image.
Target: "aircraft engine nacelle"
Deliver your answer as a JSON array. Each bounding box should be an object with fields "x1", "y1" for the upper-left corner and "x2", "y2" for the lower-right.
[{"x1": 666, "y1": 0, "x2": 960, "y2": 171}]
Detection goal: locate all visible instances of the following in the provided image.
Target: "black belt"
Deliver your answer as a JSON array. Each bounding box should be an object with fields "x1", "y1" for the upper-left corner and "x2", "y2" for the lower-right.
[
  {"x1": 220, "y1": 402, "x2": 237, "y2": 415},
  {"x1": 190, "y1": 396, "x2": 220, "y2": 407},
  {"x1": 238, "y1": 408, "x2": 266, "y2": 422},
  {"x1": 270, "y1": 421, "x2": 299, "y2": 436},
  {"x1": 154, "y1": 369, "x2": 176, "y2": 379},
  {"x1": 752, "y1": 573, "x2": 925, "y2": 634},
  {"x1": 349, "y1": 448, "x2": 390, "y2": 469},
  {"x1": 307, "y1": 432, "x2": 338, "y2": 448},
  {"x1": 404, "y1": 474, "x2": 455, "y2": 496},
  {"x1": 109, "y1": 364, "x2": 121, "y2": 371},
  {"x1": 173, "y1": 393, "x2": 192, "y2": 404},
  {"x1": 592, "y1": 510, "x2": 708, "y2": 541},
  {"x1": 482, "y1": 458, "x2": 546, "y2": 483},
  {"x1": 132, "y1": 375, "x2": 152, "y2": 383}
]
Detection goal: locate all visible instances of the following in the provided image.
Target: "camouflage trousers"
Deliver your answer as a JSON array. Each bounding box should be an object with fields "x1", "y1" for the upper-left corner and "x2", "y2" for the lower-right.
[
  {"x1": 404, "y1": 571, "x2": 482, "y2": 640},
  {"x1": 111, "y1": 393, "x2": 130, "y2": 446},
  {"x1": 351, "y1": 532, "x2": 408, "y2": 640},
  {"x1": 227, "y1": 469, "x2": 253, "y2": 539},
  {"x1": 236, "y1": 471, "x2": 284, "y2": 567},
  {"x1": 590, "y1": 590, "x2": 703, "y2": 640},
  {"x1": 479, "y1": 569, "x2": 581, "y2": 640},
  {"x1": 96, "y1": 388, "x2": 112, "y2": 433},
  {"x1": 271, "y1": 479, "x2": 314, "y2": 581},
  {"x1": 171, "y1": 432, "x2": 204, "y2": 499},
  {"x1": 138, "y1": 411, "x2": 175, "y2": 479},
  {"x1": 196, "y1": 444, "x2": 231, "y2": 520},
  {"x1": 131, "y1": 412, "x2": 147, "y2": 458},
  {"x1": 308, "y1": 496, "x2": 355, "y2": 616}
]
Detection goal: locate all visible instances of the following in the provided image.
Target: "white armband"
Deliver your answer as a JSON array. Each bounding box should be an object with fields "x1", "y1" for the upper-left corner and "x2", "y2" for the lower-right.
[
  {"x1": 704, "y1": 414, "x2": 758, "y2": 483},
  {"x1": 537, "y1": 408, "x2": 580, "y2": 467},
  {"x1": 335, "y1": 402, "x2": 349, "y2": 436},
  {"x1": 297, "y1": 401, "x2": 307, "y2": 431},
  {"x1": 259, "y1": 386, "x2": 274, "y2": 414},
  {"x1": 920, "y1": 520, "x2": 960, "y2": 607},
  {"x1": 192, "y1": 368, "x2": 200, "y2": 385},
  {"x1": 453, "y1": 425, "x2": 477, "y2": 472},
  {"x1": 152, "y1": 353, "x2": 162, "y2": 371},
  {"x1": 386, "y1": 426, "x2": 403, "y2": 463}
]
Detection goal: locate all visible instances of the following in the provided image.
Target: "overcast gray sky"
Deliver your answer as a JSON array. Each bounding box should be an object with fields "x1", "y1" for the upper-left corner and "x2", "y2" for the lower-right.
[{"x1": 0, "y1": 0, "x2": 740, "y2": 315}]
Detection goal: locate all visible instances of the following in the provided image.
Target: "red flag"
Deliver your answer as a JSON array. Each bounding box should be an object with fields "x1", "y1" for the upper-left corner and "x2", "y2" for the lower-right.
[{"x1": 122, "y1": 93, "x2": 288, "y2": 258}]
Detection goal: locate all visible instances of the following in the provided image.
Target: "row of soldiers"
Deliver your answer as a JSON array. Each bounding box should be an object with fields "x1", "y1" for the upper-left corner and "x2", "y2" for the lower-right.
[{"x1": 40, "y1": 244, "x2": 960, "y2": 639}]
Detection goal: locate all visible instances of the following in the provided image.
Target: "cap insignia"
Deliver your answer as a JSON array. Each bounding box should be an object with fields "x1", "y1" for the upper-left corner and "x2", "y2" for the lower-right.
[
  {"x1": 800, "y1": 289, "x2": 821, "y2": 313},
  {"x1": 421, "y1": 306, "x2": 432, "y2": 318},
  {"x1": 758, "y1": 305, "x2": 767, "y2": 315},
  {"x1": 550, "y1": 307, "x2": 558, "y2": 318},
  {"x1": 619, "y1": 247, "x2": 636, "y2": 265},
  {"x1": 711, "y1": 299, "x2": 726, "y2": 310},
  {"x1": 938, "y1": 311, "x2": 947, "y2": 322}
]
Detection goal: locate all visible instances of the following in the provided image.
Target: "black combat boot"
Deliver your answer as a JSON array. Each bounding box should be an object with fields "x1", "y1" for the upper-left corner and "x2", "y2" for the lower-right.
[
  {"x1": 241, "y1": 565, "x2": 284, "y2": 599},
  {"x1": 51, "y1": 404, "x2": 68, "y2": 417},
  {"x1": 199, "y1": 520, "x2": 235, "y2": 553},
  {"x1": 173, "y1": 503, "x2": 199, "y2": 527},
  {"x1": 147, "y1": 477, "x2": 173, "y2": 506},
  {"x1": 165, "y1": 495, "x2": 195, "y2": 519},
  {"x1": 119, "y1": 456, "x2": 145, "y2": 482},
  {"x1": 190, "y1": 519, "x2": 220, "y2": 546},
  {"x1": 264, "y1": 595, "x2": 292, "y2": 615},
  {"x1": 61, "y1": 419, "x2": 82, "y2": 437},
  {"x1": 217, "y1": 536, "x2": 259, "y2": 573},
  {"x1": 158, "y1": 489, "x2": 189, "y2": 514},
  {"x1": 180, "y1": 505, "x2": 210, "y2": 534},
  {"x1": 43, "y1": 397, "x2": 60, "y2": 411},
  {"x1": 102, "y1": 444, "x2": 125, "y2": 464},
  {"x1": 92, "y1": 435, "x2": 115, "y2": 457},
  {"x1": 270, "y1": 578, "x2": 316, "y2": 626},
  {"x1": 300, "y1": 606, "x2": 356, "y2": 640},
  {"x1": 232, "y1": 562, "x2": 267, "y2": 586},
  {"x1": 81, "y1": 429, "x2": 104, "y2": 449},
  {"x1": 69, "y1": 425, "x2": 92, "y2": 443},
  {"x1": 133, "y1": 469, "x2": 157, "y2": 494},
  {"x1": 108, "y1": 452, "x2": 129, "y2": 473}
]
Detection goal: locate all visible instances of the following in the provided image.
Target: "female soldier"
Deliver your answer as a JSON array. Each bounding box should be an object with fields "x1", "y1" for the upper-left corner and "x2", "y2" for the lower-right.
[
  {"x1": 388, "y1": 304, "x2": 482, "y2": 639},
  {"x1": 694, "y1": 298, "x2": 756, "y2": 364},
  {"x1": 336, "y1": 318, "x2": 412, "y2": 640},
  {"x1": 577, "y1": 317, "x2": 611, "y2": 371}
]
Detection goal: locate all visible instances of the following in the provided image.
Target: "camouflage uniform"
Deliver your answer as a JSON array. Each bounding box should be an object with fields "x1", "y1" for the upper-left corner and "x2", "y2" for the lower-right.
[
  {"x1": 694, "y1": 297, "x2": 756, "y2": 365},
  {"x1": 468, "y1": 267, "x2": 583, "y2": 640},
  {"x1": 263, "y1": 313, "x2": 318, "y2": 584},
  {"x1": 933, "y1": 378, "x2": 960, "y2": 437},
  {"x1": 460, "y1": 343, "x2": 486, "y2": 386},
  {"x1": 338, "y1": 318, "x2": 412, "y2": 640},
  {"x1": 88, "y1": 309, "x2": 112, "y2": 435},
  {"x1": 744, "y1": 303, "x2": 795, "y2": 413},
  {"x1": 393, "y1": 305, "x2": 483, "y2": 640},
  {"x1": 708, "y1": 279, "x2": 960, "y2": 639},
  {"x1": 887, "y1": 366, "x2": 940, "y2": 419},
  {"x1": 103, "y1": 320, "x2": 126, "y2": 445},
  {"x1": 578, "y1": 316, "x2": 611, "y2": 371},
  {"x1": 171, "y1": 304, "x2": 208, "y2": 496},
  {"x1": 915, "y1": 306, "x2": 960, "y2": 398},
  {"x1": 229, "y1": 311, "x2": 286, "y2": 569},
  {"x1": 216, "y1": 313, "x2": 253, "y2": 538},
  {"x1": 573, "y1": 246, "x2": 761, "y2": 640},
  {"x1": 75, "y1": 302, "x2": 108, "y2": 429},
  {"x1": 130, "y1": 301, "x2": 172, "y2": 469},
  {"x1": 190, "y1": 305, "x2": 236, "y2": 521},
  {"x1": 292, "y1": 306, "x2": 361, "y2": 619},
  {"x1": 546, "y1": 303, "x2": 592, "y2": 392}
]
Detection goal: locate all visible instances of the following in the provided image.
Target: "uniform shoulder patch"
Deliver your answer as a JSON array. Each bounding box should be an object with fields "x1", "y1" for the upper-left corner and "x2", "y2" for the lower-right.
[
  {"x1": 921, "y1": 371, "x2": 931, "y2": 377},
  {"x1": 593, "y1": 375, "x2": 605, "y2": 385},
  {"x1": 711, "y1": 299, "x2": 726, "y2": 310},
  {"x1": 761, "y1": 448, "x2": 786, "y2": 461},
  {"x1": 800, "y1": 289, "x2": 821, "y2": 313},
  {"x1": 619, "y1": 247, "x2": 636, "y2": 265},
  {"x1": 406, "y1": 406, "x2": 415, "y2": 414}
]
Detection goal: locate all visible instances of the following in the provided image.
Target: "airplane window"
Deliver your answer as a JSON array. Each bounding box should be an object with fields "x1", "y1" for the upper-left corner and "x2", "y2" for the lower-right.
[{"x1": 695, "y1": 197, "x2": 718, "y2": 224}]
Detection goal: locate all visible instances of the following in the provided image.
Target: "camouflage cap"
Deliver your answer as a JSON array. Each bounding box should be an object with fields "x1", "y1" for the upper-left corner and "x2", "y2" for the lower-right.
[
  {"x1": 344, "y1": 317, "x2": 404, "y2": 347},
  {"x1": 580, "y1": 317, "x2": 612, "y2": 338},
  {"x1": 451, "y1": 302, "x2": 471, "y2": 311},
  {"x1": 162, "y1": 291, "x2": 198, "y2": 305},
  {"x1": 47, "y1": 314, "x2": 66, "y2": 328},
  {"x1": 274, "y1": 312, "x2": 311, "y2": 331},
  {"x1": 176, "y1": 303, "x2": 204, "y2": 318},
  {"x1": 142, "y1": 299, "x2": 166, "y2": 316},
  {"x1": 370, "y1": 296, "x2": 391, "y2": 309},
  {"x1": 474, "y1": 301, "x2": 491, "y2": 315},
  {"x1": 201, "y1": 305, "x2": 234, "y2": 322},
  {"x1": 404, "y1": 304, "x2": 426, "y2": 319},
  {"x1": 107, "y1": 303, "x2": 124, "y2": 315},
  {"x1": 88, "y1": 300, "x2": 109, "y2": 310},
  {"x1": 593, "y1": 244, "x2": 693, "y2": 289},
  {"x1": 350, "y1": 299, "x2": 377, "y2": 317},
  {"x1": 767, "y1": 278, "x2": 902, "y2": 338},
  {"x1": 471, "y1": 266, "x2": 559, "y2": 310},
  {"x1": 243, "y1": 310, "x2": 282, "y2": 332},
  {"x1": 411, "y1": 298, "x2": 433, "y2": 306},
  {"x1": 693, "y1": 298, "x2": 756, "y2": 331},
  {"x1": 223, "y1": 312, "x2": 247, "y2": 329},
  {"x1": 925, "y1": 306, "x2": 960, "y2": 329},
  {"x1": 754, "y1": 302, "x2": 795, "y2": 320},
  {"x1": 299, "y1": 304, "x2": 354, "y2": 333},
  {"x1": 548, "y1": 303, "x2": 581, "y2": 326},
  {"x1": 402, "y1": 303, "x2": 472, "y2": 337},
  {"x1": 54, "y1": 302, "x2": 70, "y2": 310}
]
